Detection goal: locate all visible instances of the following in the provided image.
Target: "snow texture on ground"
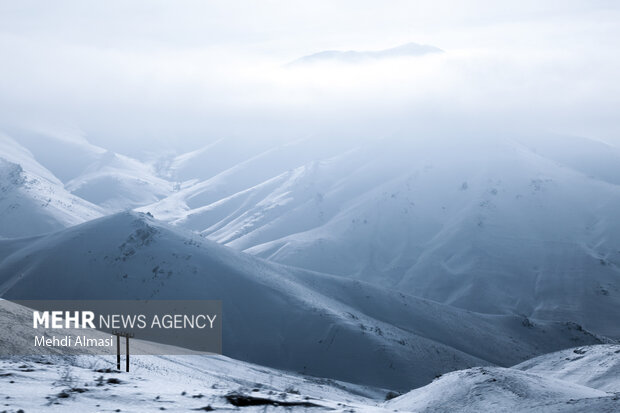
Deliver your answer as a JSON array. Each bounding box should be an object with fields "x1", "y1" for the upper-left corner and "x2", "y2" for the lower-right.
[{"x1": 1, "y1": 344, "x2": 618, "y2": 412}]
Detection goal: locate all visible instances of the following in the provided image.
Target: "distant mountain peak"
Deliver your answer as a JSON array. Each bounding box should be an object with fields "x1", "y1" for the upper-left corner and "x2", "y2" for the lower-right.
[{"x1": 289, "y1": 42, "x2": 443, "y2": 65}]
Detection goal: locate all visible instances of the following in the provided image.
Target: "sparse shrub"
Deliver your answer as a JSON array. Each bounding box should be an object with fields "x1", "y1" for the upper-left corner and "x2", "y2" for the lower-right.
[
  {"x1": 385, "y1": 391, "x2": 401, "y2": 401},
  {"x1": 285, "y1": 386, "x2": 300, "y2": 394},
  {"x1": 55, "y1": 365, "x2": 77, "y2": 389}
]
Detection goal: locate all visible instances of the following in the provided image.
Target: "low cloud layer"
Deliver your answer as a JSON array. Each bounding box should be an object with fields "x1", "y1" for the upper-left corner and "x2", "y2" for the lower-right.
[{"x1": 0, "y1": 1, "x2": 618, "y2": 155}]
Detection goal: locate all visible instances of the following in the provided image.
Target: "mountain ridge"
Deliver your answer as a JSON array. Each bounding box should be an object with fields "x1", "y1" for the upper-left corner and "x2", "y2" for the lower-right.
[
  {"x1": 289, "y1": 42, "x2": 443, "y2": 65},
  {"x1": 0, "y1": 211, "x2": 605, "y2": 390}
]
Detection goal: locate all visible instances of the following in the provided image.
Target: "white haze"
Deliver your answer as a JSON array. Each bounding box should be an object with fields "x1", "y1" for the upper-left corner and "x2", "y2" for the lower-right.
[{"x1": 0, "y1": 0, "x2": 619, "y2": 155}]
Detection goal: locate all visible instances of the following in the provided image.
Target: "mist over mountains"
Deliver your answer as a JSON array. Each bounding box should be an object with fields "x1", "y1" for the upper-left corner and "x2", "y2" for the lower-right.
[
  {"x1": 1, "y1": 2, "x2": 619, "y2": 411},
  {"x1": 1, "y1": 129, "x2": 619, "y2": 411},
  {"x1": 2, "y1": 132, "x2": 619, "y2": 341}
]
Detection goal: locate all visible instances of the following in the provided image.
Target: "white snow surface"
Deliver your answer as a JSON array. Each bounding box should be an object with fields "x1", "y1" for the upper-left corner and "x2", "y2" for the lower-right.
[
  {"x1": 385, "y1": 364, "x2": 618, "y2": 413},
  {"x1": 1, "y1": 344, "x2": 618, "y2": 412},
  {"x1": 514, "y1": 344, "x2": 620, "y2": 393},
  {"x1": 0, "y1": 299, "x2": 390, "y2": 412},
  {"x1": 385, "y1": 344, "x2": 620, "y2": 412},
  {"x1": 0, "y1": 300, "x2": 616, "y2": 411},
  {"x1": 0, "y1": 355, "x2": 386, "y2": 412}
]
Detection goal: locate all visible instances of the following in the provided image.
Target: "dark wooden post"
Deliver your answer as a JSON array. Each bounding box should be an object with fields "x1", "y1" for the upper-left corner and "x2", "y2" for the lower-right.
[
  {"x1": 113, "y1": 330, "x2": 133, "y2": 372},
  {"x1": 125, "y1": 335, "x2": 130, "y2": 372},
  {"x1": 116, "y1": 334, "x2": 120, "y2": 370}
]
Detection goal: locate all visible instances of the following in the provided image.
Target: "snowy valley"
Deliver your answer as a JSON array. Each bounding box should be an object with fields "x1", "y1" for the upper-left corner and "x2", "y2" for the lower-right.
[{"x1": 1, "y1": 131, "x2": 619, "y2": 412}]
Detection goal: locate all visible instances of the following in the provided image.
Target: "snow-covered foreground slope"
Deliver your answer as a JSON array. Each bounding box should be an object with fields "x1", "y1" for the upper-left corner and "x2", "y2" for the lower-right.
[
  {"x1": 515, "y1": 344, "x2": 620, "y2": 393},
  {"x1": 385, "y1": 364, "x2": 619, "y2": 413},
  {"x1": 0, "y1": 302, "x2": 616, "y2": 412},
  {"x1": 0, "y1": 356, "x2": 387, "y2": 412},
  {"x1": 0, "y1": 134, "x2": 103, "y2": 238},
  {"x1": 143, "y1": 135, "x2": 620, "y2": 338},
  {"x1": 386, "y1": 344, "x2": 620, "y2": 412},
  {"x1": 1, "y1": 345, "x2": 618, "y2": 412},
  {"x1": 0, "y1": 211, "x2": 605, "y2": 391},
  {"x1": 0, "y1": 299, "x2": 389, "y2": 412}
]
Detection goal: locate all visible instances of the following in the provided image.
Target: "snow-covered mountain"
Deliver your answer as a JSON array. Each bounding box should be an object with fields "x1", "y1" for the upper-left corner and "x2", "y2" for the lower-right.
[
  {"x1": 0, "y1": 131, "x2": 174, "y2": 238},
  {"x1": 0, "y1": 211, "x2": 605, "y2": 391},
  {"x1": 146, "y1": 137, "x2": 354, "y2": 222},
  {"x1": 142, "y1": 135, "x2": 620, "y2": 338},
  {"x1": 514, "y1": 344, "x2": 620, "y2": 393},
  {"x1": 0, "y1": 134, "x2": 103, "y2": 238},
  {"x1": 386, "y1": 344, "x2": 620, "y2": 412},
  {"x1": 385, "y1": 366, "x2": 617, "y2": 413},
  {"x1": 289, "y1": 42, "x2": 443, "y2": 65},
  {"x1": 11, "y1": 132, "x2": 173, "y2": 212},
  {"x1": 1, "y1": 131, "x2": 618, "y2": 396},
  {"x1": 8, "y1": 131, "x2": 618, "y2": 342}
]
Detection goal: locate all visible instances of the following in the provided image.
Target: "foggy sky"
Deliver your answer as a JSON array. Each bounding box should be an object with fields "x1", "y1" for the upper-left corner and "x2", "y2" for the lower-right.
[{"x1": 0, "y1": 0, "x2": 618, "y2": 155}]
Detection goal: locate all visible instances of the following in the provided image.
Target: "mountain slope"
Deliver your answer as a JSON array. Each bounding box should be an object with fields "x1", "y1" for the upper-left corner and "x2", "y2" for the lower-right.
[
  {"x1": 11, "y1": 132, "x2": 172, "y2": 211},
  {"x1": 142, "y1": 136, "x2": 620, "y2": 338},
  {"x1": 64, "y1": 149, "x2": 173, "y2": 211},
  {"x1": 514, "y1": 344, "x2": 620, "y2": 393},
  {"x1": 143, "y1": 137, "x2": 353, "y2": 222},
  {"x1": 0, "y1": 134, "x2": 104, "y2": 238},
  {"x1": 0, "y1": 211, "x2": 603, "y2": 391},
  {"x1": 0, "y1": 355, "x2": 389, "y2": 413},
  {"x1": 0, "y1": 299, "x2": 388, "y2": 411},
  {"x1": 385, "y1": 365, "x2": 618, "y2": 413},
  {"x1": 386, "y1": 344, "x2": 620, "y2": 412}
]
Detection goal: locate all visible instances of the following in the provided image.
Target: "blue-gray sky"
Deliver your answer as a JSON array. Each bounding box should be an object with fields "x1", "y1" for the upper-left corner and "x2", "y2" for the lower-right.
[{"x1": 0, "y1": 0, "x2": 618, "y2": 154}]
